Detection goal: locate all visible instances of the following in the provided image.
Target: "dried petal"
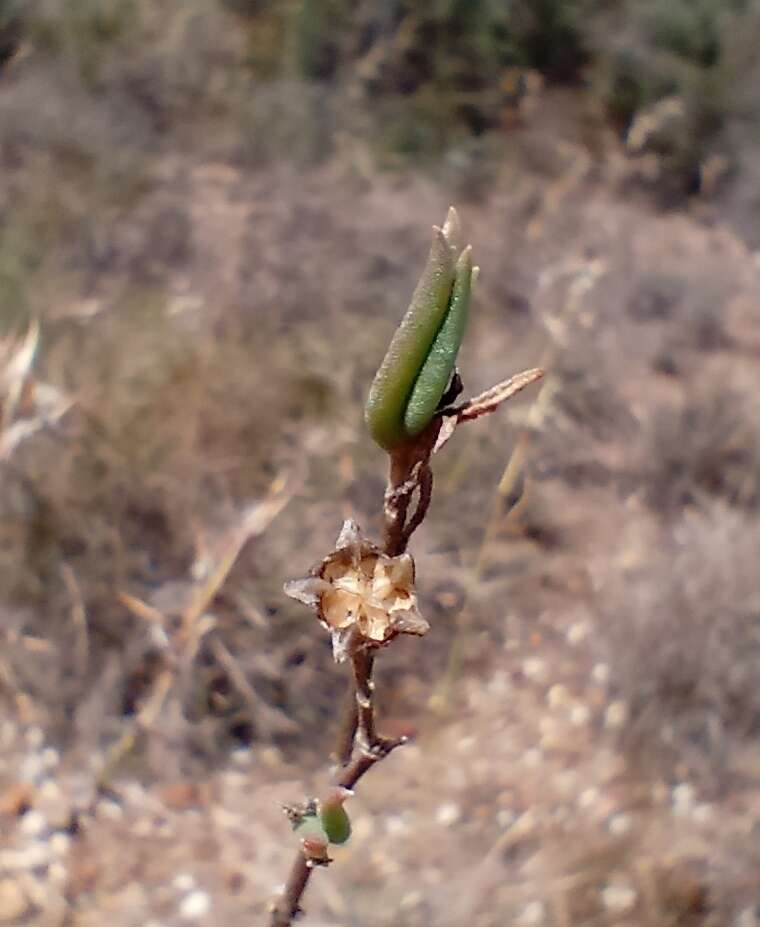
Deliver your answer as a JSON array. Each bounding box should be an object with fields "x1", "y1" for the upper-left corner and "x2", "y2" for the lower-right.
[
  {"x1": 284, "y1": 522, "x2": 427, "y2": 660},
  {"x1": 432, "y1": 367, "x2": 545, "y2": 455},
  {"x1": 391, "y1": 608, "x2": 429, "y2": 637},
  {"x1": 387, "y1": 552, "x2": 415, "y2": 588},
  {"x1": 283, "y1": 576, "x2": 332, "y2": 609},
  {"x1": 456, "y1": 368, "x2": 544, "y2": 422},
  {"x1": 335, "y1": 518, "x2": 363, "y2": 564}
]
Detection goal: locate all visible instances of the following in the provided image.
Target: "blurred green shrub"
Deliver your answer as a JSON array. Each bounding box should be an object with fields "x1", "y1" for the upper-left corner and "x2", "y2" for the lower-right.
[
  {"x1": 6, "y1": 0, "x2": 760, "y2": 185},
  {"x1": 27, "y1": 0, "x2": 137, "y2": 86},
  {"x1": 291, "y1": 0, "x2": 353, "y2": 81},
  {"x1": 286, "y1": 0, "x2": 598, "y2": 141},
  {"x1": 590, "y1": 0, "x2": 755, "y2": 193},
  {"x1": 0, "y1": 1, "x2": 22, "y2": 70}
]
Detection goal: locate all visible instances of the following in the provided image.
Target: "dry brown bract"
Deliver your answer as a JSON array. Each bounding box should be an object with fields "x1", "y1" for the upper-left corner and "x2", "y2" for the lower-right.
[{"x1": 284, "y1": 519, "x2": 429, "y2": 662}]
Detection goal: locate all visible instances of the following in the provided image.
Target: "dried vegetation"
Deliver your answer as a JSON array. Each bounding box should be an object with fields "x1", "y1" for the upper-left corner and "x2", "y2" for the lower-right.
[{"x1": 1, "y1": 2, "x2": 760, "y2": 925}]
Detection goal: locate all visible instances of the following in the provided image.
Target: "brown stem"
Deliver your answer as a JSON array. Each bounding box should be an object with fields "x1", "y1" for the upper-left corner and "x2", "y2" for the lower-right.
[
  {"x1": 269, "y1": 855, "x2": 312, "y2": 927},
  {"x1": 271, "y1": 429, "x2": 438, "y2": 925},
  {"x1": 382, "y1": 448, "x2": 415, "y2": 556},
  {"x1": 268, "y1": 726, "x2": 406, "y2": 927},
  {"x1": 352, "y1": 649, "x2": 377, "y2": 750},
  {"x1": 332, "y1": 682, "x2": 359, "y2": 767},
  {"x1": 336, "y1": 733, "x2": 406, "y2": 790},
  {"x1": 400, "y1": 463, "x2": 433, "y2": 552}
]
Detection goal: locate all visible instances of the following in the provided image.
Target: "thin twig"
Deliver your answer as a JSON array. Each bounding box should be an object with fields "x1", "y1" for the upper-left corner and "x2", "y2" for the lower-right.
[
  {"x1": 352, "y1": 649, "x2": 377, "y2": 750},
  {"x1": 400, "y1": 463, "x2": 433, "y2": 552},
  {"x1": 269, "y1": 732, "x2": 406, "y2": 927},
  {"x1": 270, "y1": 856, "x2": 313, "y2": 927},
  {"x1": 332, "y1": 683, "x2": 359, "y2": 767},
  {"x1": 271, "y1": 367, "x2": 543, "y2": 924},
  {"x1": 271, "y1": 450, "x2": 424, "y2": 925}
]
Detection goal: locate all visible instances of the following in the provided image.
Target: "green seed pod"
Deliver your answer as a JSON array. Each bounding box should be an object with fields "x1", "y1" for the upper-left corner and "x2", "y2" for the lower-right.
[
  {"x1": 319, "y1": 787, "x2": 352, "y2": 845},
  {"x1": 403, "y1": 246, "x2": 473, "y2": 437},
  {"x1": 365, "y1": 225, "x2": 456, "y2": 451}
]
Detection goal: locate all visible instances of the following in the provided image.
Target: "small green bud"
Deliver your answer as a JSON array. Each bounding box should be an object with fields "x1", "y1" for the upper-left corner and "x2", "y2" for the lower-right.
[
  {"x1": 365, "y1": 207, "x2": 475, "y2": 451},
  {"x1": 294, "y1": 812, "x2": 329, "y2": 843},
  {"x1": 319, "y1": 787, "x2": 352, "y2": 845}
]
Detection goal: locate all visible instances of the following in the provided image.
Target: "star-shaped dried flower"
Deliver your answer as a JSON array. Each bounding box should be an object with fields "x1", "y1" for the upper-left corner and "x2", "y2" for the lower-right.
[{"x1": 284, "y1": 520, "x2": 429, "y2": 662}]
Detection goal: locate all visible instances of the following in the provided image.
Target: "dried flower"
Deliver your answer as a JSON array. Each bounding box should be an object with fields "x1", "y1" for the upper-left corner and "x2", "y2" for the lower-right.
[{"x1": 284, "y1": 520, "x2": 429, "y2": 661}]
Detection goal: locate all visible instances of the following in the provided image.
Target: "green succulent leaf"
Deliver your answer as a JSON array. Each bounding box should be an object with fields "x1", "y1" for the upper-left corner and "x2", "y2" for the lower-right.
[
  {"x1": 319, "y1": 792, "x2": 352, "y2": 845},
  {"x1": 365, "y1": 207, "x2": 474, "y2": 451},
  {"x1": 403, "y1": 245, "x2": 473, "y2": 437},
  {"x1": 293, "y1": 813, "x2": 329, "y2": 842}
]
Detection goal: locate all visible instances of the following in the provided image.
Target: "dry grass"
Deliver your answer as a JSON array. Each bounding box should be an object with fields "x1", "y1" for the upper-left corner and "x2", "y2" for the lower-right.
[{"x1": 1, "y1": 8, "x2": 760, "y2": 924}]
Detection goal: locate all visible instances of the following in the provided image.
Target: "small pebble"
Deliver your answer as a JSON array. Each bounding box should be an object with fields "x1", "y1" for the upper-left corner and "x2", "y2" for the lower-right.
[
  {"x1": 0, "y1": 878, "x2": 29, "y2": 922},
  {"x1": 570, "y1": 704, "x2": 591, "y2": 727},
  {"x1": 566, "y1": 621, "x2": 589, "y2": 645},
  {"x1": 518, "y1": 900, "x2": 545, "y2": 925},
  {"x1": 0, "y1": 843, "x2": 49, "y2": 871},
  {"x1": 436, "y1": 803, "x2": 461, "y2": 827},
  {"x1": 38, "y1": 779, "x2": 60, "y2": 802},
  {"x1": 578, "y1": 788, "x2": 598, "y2": 810},
  {"x1": 97, "y1": 800, "x2": 123, "y2": 822},
  {"x1": 231, "y1": 749, "x2": 253, "y2": 766},
  {"x1": 122, "y1": 782, "x2": 147, "y2": 805},
  {"x1": 487, "y1": 672, "x2": 510, "y2": 696},
  {"x1": 179, "y1": 890, "x2": 211, "y2": 920},
  {"x1": 608, "y1": 813, "x2": 632, "y2": 836},
  {"x1": 547, "y1": 685, "x2": 570, "y2": 709},
  {"x1": 19, "y1": 810, "x2": 47, "y2": 838},
  {"x1": 19, "y1": 755, "x2": 45, "y2": 783},
  {"x1": 400, "y1": 891, "x2": 423, "y2": 910},
  {"x1": 173, "y1": 873, "x2": 196, "y2": 893},
  {"x1": 522, "y1": 658, "x2": 548, "y2": 682},
  {"x1": 497, "y1": 809, "x2": 516, "y2": 829},
  {"x1": 591, "y1": 663, "x2": 610, "y2": 685},
  {"x1": 672, "y1": 783, "x2": 696, "y2": 815},
  {"x1": 49, "y1": 833, "x2": 71, "y2": 857},
  {"x1": 48, "y1": 862, "x2": 67, "y2": 886},
  {"x1": 602, "y1": 883, "x2": 637, "y2": 913},
  {"x1": 692, "y1": 803, "x2": 713, "y2": 824},
  {"x1": 604, "y1": 701, "x2": 628, "y2": 729}
]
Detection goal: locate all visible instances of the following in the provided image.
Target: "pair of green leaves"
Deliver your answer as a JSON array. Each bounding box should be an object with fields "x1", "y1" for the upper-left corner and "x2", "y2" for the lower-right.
[{"x1": 365, "y1": 207, "x2": 477, "y2": 451}]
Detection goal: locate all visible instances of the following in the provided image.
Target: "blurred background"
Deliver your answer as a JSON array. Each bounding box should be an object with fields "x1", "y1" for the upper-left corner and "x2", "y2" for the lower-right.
[{"x1": 1, "y1": 1, "x2": 760, "y2": 924}]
